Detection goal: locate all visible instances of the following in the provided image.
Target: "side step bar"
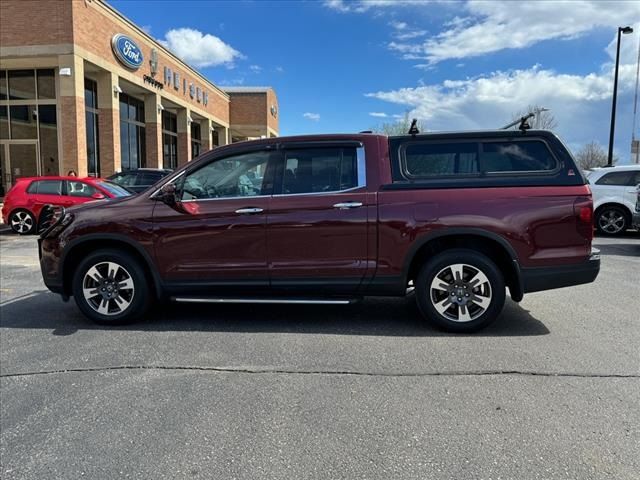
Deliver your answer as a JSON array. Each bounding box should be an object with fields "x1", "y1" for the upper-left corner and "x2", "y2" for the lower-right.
[{"x1": 172, "y1": 297, "x2": 357, "y2": 305}]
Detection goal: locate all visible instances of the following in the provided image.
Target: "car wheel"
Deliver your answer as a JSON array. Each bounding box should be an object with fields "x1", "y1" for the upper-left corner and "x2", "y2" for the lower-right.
[
  {"x1": 9, "y1": 209, "x2": 36, "y2": 235},
  {"x1": 72, "y1": 249, "x2": 151, "y2": 325},
  {"x1": 596, "y1": 206, "x2": 628, "y2": 236},
  {"x1": 415, "y1": 249, "x2": 506, "y2": 333}
]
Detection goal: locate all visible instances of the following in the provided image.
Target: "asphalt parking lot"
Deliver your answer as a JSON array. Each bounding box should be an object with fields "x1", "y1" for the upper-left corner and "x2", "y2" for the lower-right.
[{"x1": 1, "y1": 231, "x2": 639, "y2": 479}]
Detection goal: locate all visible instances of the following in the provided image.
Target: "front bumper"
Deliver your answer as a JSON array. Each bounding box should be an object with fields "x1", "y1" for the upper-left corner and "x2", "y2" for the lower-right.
[
  {"x1": 39, "y1": 237, "x2": 64, "y2": 294},
  {"x1": 521, "y1": 249, "x2": 601, "y2": 293},
  {"x1": 633, "y1": 212, "x2": 640, "y2": 230}
]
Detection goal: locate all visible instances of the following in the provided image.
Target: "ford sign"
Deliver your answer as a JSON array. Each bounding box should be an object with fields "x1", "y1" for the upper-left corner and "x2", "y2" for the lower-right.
[{"x1": 111, "y1": 34, "x2": 144, "y2": 70}]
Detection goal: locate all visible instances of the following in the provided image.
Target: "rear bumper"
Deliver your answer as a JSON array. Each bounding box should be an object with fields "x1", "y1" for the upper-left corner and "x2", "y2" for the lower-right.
[{"x1": 521, "y1": 250, "x2": 600, "y2": 293}]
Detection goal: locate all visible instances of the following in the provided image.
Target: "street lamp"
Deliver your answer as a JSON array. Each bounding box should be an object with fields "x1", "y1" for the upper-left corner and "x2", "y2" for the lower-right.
[{"x1": 608, "y1": 25, "x2": 634, "y2": 166}]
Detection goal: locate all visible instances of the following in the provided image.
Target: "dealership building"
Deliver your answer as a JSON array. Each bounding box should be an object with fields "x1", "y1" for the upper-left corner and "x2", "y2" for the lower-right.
[{"x1": 0, "y1": 0, "x2": 279, "y2": 195}]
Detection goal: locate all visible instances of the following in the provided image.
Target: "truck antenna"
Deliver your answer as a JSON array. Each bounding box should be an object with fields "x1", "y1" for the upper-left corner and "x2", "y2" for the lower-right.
[{"x1": 408, "y1": 118, "x2": 420, "y2": 136}]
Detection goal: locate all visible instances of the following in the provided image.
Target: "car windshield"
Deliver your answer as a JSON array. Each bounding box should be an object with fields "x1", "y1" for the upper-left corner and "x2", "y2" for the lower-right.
[{"x1": 95, "y1": 181, "x2": 132, "y2": 197}]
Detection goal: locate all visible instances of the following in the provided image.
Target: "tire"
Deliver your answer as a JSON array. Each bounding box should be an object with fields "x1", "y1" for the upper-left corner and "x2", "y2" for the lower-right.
[
  {"x1": 72, "y1": 249, "x2": 151, "y2": 325},
  {"x1": 9, "y1": 209, "x2": 36, "y2": 235},
  {"x1": 415, "y1": 249, "x2": 506, "y2": 333},
  {"x1": 596, "y1": 206, "x2": 629, "y2": 236}
]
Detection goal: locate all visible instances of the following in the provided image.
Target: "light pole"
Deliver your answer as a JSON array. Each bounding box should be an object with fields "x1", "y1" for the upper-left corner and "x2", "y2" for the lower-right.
[{"x1": 608, "y1": 25, "x2": 634, "y2": 166}]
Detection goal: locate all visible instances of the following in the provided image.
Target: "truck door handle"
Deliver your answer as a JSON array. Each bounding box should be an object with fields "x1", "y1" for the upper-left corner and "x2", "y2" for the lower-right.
[
  {"x1": 235, "y1": 207, "x2": 264, "y2": 214},
  {"x1": 333, "y1": 201, "x2": 363, "y2": 209}
]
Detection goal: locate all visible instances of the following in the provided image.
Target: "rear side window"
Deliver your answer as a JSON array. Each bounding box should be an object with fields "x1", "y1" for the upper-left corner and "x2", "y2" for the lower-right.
[
  {"x1": 595, "y1": 171, "x2": 636, "y2": 186},
  {"x1": 282, "y1": 147, "x2": 358, "y2": 194},
  {"x1": 28, "y1": 180, "x2": 63, "y2": 195},
  {"x1": 480, "y1": 141, "x2": 557, "y2": 172},
  {"x1": 404, "y1": 142, "x2": 478, "y2": 177}
]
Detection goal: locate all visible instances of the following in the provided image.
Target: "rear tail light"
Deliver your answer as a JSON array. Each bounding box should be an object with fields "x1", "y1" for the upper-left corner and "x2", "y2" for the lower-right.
[{"x1": 574, "y1": 196, "x2": 594, "y2": 241}]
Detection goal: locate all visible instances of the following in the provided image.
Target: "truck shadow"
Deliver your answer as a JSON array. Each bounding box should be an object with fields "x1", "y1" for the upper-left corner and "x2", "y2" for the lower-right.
[{"x1": 0, "y1": 291, "x2": 549, "y2": 337}]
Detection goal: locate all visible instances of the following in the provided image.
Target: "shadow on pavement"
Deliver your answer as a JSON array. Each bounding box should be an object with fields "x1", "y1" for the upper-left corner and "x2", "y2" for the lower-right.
[
  {"x1": 0, "y1": 291, "x2": 549, "y2": 337},
  {"x1": 594, "y1": 242, "x2": 640, "y2": 257}
]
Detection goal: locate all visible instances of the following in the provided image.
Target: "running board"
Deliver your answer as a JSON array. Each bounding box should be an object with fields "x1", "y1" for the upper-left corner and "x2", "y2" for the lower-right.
[{"x1": 172, "y1": 297, "x2": 356, "y2": 305}]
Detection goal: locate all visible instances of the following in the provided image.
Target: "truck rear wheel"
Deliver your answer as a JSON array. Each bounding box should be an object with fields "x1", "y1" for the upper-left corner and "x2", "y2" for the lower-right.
[{"x1": 415, "y1": 249, "x2": 505, "y2": 333}]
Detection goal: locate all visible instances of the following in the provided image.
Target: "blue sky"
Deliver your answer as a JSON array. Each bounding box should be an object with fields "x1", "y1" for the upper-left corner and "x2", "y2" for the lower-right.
[{"x1": 110, "y1": 0, "x2": 639, "y2": 161}]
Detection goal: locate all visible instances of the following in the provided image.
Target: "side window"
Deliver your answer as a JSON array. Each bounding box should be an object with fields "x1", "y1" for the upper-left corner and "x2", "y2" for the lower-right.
[
  {"x1": 595, "y1": 171, "x2": 633, "y2": 186},
  {"x1": 37, "y1": 180, "x2": 63, "y2": 195},
  {"x1": 181, "y1": 151, "x2": 272, "y2": 200},
  {"x1": 26, "y1": 181, "x2": 41, "y2": 194},
  {"x1": 403, "y1": 142, "x2": 477, "y2": 177},
  {"x1": 137, "y1": 173, "x2": 161, "y2": 186},
  {"x1": 66, "y1": 180, "x2": 98, "y2": 197},
  {"x1": 282, "y1": 147, "x2": 358, "y2": 194},
  {"x1": 633, "y1": 171, "x2": 640, "y2": 186},
  {"x1": 111, "y1": 173, "x2": 137, "y2": 187},
  {"x1": 480, "y1": 141, "x2": 557, "y2": 172}
]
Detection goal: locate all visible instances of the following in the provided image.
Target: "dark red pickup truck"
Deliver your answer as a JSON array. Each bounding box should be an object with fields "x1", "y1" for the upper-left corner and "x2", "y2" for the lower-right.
[{"x1": 39, "y1": 130, "x2": 599, "y2": 332}]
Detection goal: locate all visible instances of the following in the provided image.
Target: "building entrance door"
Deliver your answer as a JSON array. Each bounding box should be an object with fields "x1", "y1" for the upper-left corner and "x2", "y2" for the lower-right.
[{"x1": 0, "y1": 141, "x2": 40, "y2": 196}]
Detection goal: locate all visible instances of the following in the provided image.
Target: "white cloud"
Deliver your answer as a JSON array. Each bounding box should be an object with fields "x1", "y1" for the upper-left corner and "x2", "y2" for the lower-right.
[
  {"x1": 391, "y1": 1, "x2": 639, "y2": 64},
  {"x1": 219, "y1": 78, "x2": 245, "y2": 86},
  {"x1": 303, "y1": 112, "x2": 321, "y2": 121},
  {"x1": 275, "y1": 66, "x2": 285, "y2": 73},
  {"x1": 249, "y1": 65, "x2": 262, "y2": 73},
  {"x1": 365, "y1": 40, "x2": 638, "y2": 155},
  {"x1": 324, "y1": 0, "x2": 431, "y2": 13},
  {"x1": 159, "y1": 28, "x2": 242, "y2": 68},
  {"x1": 369, "y1": 112, "x2": 389, "y2": 117}
]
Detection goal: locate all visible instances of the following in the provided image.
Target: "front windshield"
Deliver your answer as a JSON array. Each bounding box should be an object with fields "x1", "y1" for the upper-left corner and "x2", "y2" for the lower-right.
[{"x1": 96, "y1": 181, "x2": 132, "y2": 197}]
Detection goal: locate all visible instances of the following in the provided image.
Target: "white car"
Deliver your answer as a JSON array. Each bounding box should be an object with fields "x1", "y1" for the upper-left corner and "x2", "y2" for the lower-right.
[{"x1": 587, "y1": 165, "x2": 640, "y2": 235}]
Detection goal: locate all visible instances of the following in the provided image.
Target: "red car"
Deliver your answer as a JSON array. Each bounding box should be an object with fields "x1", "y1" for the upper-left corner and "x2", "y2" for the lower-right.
[{"x1": 2, "y1": 176, "x2": 131, "y2": 235}]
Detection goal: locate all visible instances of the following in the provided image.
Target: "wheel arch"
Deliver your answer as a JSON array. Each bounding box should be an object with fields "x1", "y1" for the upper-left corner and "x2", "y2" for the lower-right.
[
  {"x1": 594, "y1": 202, "x2": 633, "y2": 220},
  {"x1": 402, "y1": 229, "x2": 523, "y2": 302},
  {"x1": 61, "y1": 234, "x2": 163, "y2": 298}
]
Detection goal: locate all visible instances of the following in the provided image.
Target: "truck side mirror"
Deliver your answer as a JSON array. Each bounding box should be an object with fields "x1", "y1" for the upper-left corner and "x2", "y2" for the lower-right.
[{"x1": 156, "y1": 183, "x2": 178, "y2": 206}]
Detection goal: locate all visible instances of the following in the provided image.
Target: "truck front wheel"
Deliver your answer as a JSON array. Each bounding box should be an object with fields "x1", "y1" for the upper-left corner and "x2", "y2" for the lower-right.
[{"x1": 415, "y1": 249, "x2": 506, "y2": 333}]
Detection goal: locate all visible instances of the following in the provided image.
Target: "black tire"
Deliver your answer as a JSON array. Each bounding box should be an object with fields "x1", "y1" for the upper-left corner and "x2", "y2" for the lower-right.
[
  {"x1": 415, "y1": 249, "x2": 506, "y2": 333},
  {"x1": 596, "y1": 206, "x2": 629, "y2": 236},
  {"x1": 72, "y1": 249, "x2": 151, "y2": 325},
  {"x1": 9, "y1": 209, "x2": 36, "y2": 235}
]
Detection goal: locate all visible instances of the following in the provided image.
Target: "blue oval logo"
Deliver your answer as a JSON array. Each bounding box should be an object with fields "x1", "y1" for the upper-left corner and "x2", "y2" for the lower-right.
[{"x1": 111, "y1": 34, "x2": 144, "y2": 70}]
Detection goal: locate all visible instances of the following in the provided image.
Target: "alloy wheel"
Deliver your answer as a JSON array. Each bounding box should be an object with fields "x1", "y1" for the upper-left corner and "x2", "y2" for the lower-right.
[
  {"x1": 598, "y1": 210, "x2": 626, "y2": 234},
  {"x1": 429, "y1": 263, "x2": 492, "y2": 322},
  {"x1": 10, "y1": 211, "x2": 34, "y2": 234},
  {"x1": 82, "y1": 261, "x2": 135, "y2": 316}
]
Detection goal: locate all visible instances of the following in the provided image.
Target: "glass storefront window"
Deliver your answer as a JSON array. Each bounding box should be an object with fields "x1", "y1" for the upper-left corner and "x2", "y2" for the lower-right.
[
  {"x1": 162, "y1": 111, "x2": 178, "y2": 169},
  {"x1": 0, "y1": 70, "x2": 7, "y2": 100},
  {"x1": 119, "y1": 93, "x2": 145, "y2": 170},
  {"x1": 38, "y1": 105, "x2": 59, "y2": 176},
  {"x1": 0, "y1": 106, "x2": 8, "y2": 139},
  {"x1": 37, "y1": 69, "x2": 56, "y2": 99},
  {"x1": 85, "y1": 79, "x2": 100, "y2": 176},
  {"x1": 191, "y1": 123, "x2": 202, "y2": 159},
  {"x1": 8, "y1": 70, "x2": 36, "y2": 100},
  {"x1": 9, "y1": 105, "x2": 38, "y2": 139}
]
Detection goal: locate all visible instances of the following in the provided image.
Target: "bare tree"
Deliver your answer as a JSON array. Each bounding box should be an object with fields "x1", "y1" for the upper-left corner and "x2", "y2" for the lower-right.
[
  {"x1": 372, "y1": 111, "x2": 425, "y2": 136},
  {"x1": 510, "y1": 105, "x2": 557, "y2": 130},
  {"x1": 575, "y1": 141, "x2": 615, "y2": 169}
]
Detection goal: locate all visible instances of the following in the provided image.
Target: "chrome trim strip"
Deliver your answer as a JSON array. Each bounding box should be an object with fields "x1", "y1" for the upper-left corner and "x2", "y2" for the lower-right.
[
  {"x1": 181, "y1": 194, "x2": 270, "y2": 204},
  {"x1": 172, "y1": 297, "x2": 354, "y2": 305},
  {"x1": 271, "y1": 185, "x2": 365, "y2": 198}
]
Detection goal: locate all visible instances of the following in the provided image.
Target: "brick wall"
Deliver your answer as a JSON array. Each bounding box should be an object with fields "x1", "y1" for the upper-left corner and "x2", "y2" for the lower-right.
[{"x1": 0, "y1": 0, "x2": 73, "y2": 47}]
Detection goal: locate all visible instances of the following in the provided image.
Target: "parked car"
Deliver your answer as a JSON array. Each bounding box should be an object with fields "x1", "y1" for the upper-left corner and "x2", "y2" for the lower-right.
[
  {"x1": 633, "y1": 186, "x2": 640, "y2": 230},
  {"x1": 107, "y1": 168, "x2": 173, "y2": 194},
  {"x1": 2, "y1": 176, "x2": 131, "y2": 235},
  {"x1": 39, "y1": 130, "x2": 600, "y2": 332},
  {"x1": 587, "y1": 165, "x2": 640, "y2": 235}
]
